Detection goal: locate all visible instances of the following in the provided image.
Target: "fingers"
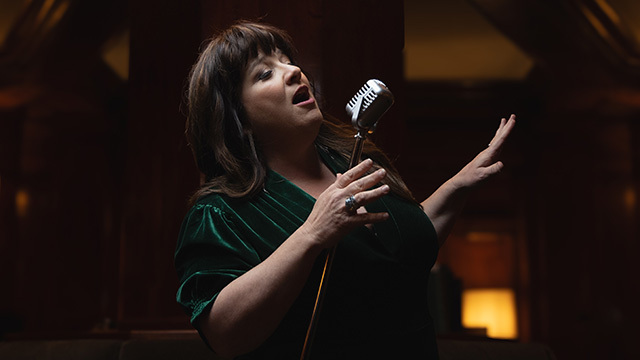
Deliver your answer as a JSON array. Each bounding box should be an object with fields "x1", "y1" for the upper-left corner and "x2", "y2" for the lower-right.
[
  {"x1": 306, "y1": 159, "x2": 390, "y2": 246},
  {"x1": 346, "y1": 168, "x2": 386, "y2": 194},
  {"x1": 335, "y1": 158, "x2": 374, "y2": 188},
  {"x1": 494, "y1": 117, "x2": 507, "y2": 137},
  {"x1": 334, "y1": 158, "x2": 387, "y2": 194},
  {"x1": 488, "y1": 114, "x2": 516, "y2": 150},
  {"x1": 351, "y1": 184, "x2": 390, "y2": 209},
  {"x1": 496, "y1": 117, "x2": 507, "y2": 136},
  {"x1": 332, "y1": 159, "x2": 389, "y2": 219},
  {"x1": 485, "y1": 161, "x2": 504, "y2": 176}
]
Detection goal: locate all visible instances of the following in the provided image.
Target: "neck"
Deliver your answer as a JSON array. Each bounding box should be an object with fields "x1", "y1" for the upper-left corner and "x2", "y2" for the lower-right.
[{"x1": 265, "y1": 142, "x2": 328, "y2": 182}]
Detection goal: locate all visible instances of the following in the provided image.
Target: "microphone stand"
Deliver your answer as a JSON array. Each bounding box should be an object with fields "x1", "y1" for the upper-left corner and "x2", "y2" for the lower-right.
[{"x1": 299, "y1": 129, "x2": 368, "y2": 360}]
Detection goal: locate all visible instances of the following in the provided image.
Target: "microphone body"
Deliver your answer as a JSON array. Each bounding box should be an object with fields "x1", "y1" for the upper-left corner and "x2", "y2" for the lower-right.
[
  {"x1": 345, "y1": 79, "x2": 394, "y2": 133},
  {"x1": 345, "y1": 79, "x2": 394, "y2": 167}
]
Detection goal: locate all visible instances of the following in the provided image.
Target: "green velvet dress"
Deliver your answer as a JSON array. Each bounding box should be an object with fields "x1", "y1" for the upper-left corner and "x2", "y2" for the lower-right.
[{"x1": 175, "y1": 148, "x2": 440, "y2": 359}]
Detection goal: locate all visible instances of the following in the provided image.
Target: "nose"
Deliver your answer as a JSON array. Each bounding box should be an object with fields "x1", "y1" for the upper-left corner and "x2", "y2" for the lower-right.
[{"x1": 284, "y1": 64, "x2": 302, "y2": 85}]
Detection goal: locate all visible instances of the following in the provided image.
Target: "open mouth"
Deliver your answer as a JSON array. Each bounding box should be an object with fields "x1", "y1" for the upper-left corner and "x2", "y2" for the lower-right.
[{"x1": 292, "y1": 86, "x2": 311, "y2": 105}]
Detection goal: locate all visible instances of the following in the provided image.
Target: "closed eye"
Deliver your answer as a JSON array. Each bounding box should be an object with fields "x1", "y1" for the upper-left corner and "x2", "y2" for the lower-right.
[{"x1": 257, "y1": 69, "x2": 272, "y2": 81}]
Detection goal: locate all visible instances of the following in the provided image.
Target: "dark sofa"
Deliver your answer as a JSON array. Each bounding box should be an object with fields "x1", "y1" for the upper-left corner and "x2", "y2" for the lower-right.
[{"x1": 0, "y1": 332, "x2": 556, "y2": 360}]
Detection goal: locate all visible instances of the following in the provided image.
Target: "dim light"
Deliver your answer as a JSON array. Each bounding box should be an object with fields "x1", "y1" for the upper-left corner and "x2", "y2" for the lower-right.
[
  {"x1": 462, "y1": 288, "x2": 518, "y2": 339},
  {"x1": 15, "y1": 188, "x2": 30, "y2": 218}
]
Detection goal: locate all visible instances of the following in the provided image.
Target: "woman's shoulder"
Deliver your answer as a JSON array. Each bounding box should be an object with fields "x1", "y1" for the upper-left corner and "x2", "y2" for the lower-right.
[
  {"x1": 177, "y1": 193, "x2": 245, "y2": 243},
  {"x1": 192, "y1": 191, "x2": 226, "y2": 207},
  {"x1": 189, "y1": 190, "x2": 258, "y2": 214}
]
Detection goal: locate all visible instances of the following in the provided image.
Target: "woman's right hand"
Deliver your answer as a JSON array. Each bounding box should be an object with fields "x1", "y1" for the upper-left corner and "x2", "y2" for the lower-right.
[
  {"x1": 199, "y1": 160, "x2": 389, "y2": 358},
  {"x1": 300, "y1": 158, "x2": 390, "y2": 249}
]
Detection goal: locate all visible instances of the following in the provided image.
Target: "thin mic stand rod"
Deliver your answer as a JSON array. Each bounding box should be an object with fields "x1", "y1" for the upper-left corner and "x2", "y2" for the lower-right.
[{"x1": 300, "y1": 130, "x2": 367, "y2": 360}]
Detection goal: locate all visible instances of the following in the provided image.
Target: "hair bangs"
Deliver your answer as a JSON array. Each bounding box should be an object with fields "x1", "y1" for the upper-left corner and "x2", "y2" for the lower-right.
[{"x1": 224, "y1": 22, "x2": 298, "y2": 75}]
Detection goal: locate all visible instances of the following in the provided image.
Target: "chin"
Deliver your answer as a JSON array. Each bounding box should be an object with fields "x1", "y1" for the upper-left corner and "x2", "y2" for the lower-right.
[
  {"x1": 311, "y1": 108, "x2": 324, "y2": 121},
  {"x1": 304, "y1": 110, "x2": 324, "y2": 136}
]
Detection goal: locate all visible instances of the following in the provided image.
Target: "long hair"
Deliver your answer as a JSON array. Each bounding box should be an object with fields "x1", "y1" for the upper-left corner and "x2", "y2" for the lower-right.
[{"x1": 185, "y1": 21, "x2": 417, "y2": 204}]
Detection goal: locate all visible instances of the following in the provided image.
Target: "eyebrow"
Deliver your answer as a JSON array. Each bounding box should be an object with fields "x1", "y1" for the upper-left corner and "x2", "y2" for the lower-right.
[
  {"x1": 245, "y1": 53, "x2": 269, "y2": 77},
  {"x1": 246, "y1": 52, "x2": 291, "y2": 81},
  {"x1": 245, "y1": 55, "x2": 260, "y2": 70},
  {"x1": 247, "y1": 49, "x2": 288, "y2": 69}
]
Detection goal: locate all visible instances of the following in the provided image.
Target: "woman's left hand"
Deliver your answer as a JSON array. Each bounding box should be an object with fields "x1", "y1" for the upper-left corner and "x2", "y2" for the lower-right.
[
  {"x1": 449, "y1": 114, "x2": 516, "y2": 191},
  {"x1": 422, "y1": 114, "x2": 516, "y2": 245}
]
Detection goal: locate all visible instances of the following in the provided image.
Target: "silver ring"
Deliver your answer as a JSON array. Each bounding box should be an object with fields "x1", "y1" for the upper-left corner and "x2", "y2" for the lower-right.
[{"x1": 345, "y1": 195, "x2": 358, "y2": 213}]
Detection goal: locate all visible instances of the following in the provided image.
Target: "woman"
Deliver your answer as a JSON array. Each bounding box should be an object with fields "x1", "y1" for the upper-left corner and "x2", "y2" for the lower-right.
[{"x1": 175, "y1": 21, "x2": 516, "y2": 359}]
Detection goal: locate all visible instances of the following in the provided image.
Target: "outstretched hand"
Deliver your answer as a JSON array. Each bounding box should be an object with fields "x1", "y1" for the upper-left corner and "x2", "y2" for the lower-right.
[{"x1": 449, "y1": 114, "x2": 516, "y2": 191}]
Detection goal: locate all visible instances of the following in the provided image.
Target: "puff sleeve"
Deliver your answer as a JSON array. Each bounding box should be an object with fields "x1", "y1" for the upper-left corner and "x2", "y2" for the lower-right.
[{"x1": 174, "y1": 201, "x2": 262, "y2": 327}]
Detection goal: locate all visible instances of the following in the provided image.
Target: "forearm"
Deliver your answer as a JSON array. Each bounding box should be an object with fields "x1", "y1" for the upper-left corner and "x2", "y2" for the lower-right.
[
  {"x1": 421, "y1": 178, "x2": 469, "y2": 246},
  {"x1": 201, "y1": 225, "x2": 323, "y2": 358}
]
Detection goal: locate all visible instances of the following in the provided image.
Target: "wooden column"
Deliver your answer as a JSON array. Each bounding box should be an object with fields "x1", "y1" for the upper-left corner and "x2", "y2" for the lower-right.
[
  {"x1": 0, "y1": 108, "x2": 24, "y2": 333},
  {"x1": 118, "y1": 0, "x2": 202, "y2": 328}
]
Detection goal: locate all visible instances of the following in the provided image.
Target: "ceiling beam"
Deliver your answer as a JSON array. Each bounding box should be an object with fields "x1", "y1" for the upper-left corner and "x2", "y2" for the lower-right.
[{"x1": 466, "y1": 0, "x2": 640, "y2": 86}]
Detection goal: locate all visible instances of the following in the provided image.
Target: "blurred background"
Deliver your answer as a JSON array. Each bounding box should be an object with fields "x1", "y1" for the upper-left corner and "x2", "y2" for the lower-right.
[{"x1": 1, "y1": 0, "x2": 639, "y2": 359}]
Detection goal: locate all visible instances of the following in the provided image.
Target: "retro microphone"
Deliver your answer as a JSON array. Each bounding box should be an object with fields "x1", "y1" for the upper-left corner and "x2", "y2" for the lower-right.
[
  {"x1": 300, "y1": 79, "x2": 394, "y2": 360},
  {"x1": 347, "y1": 79, "x2": 394, "y2": 131},
  {"x1": 345, "y1": 79, "x2": 394, "y2": 167}
]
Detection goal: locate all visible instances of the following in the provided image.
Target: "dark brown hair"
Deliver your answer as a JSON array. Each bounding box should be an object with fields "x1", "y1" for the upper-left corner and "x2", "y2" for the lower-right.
[{"x1": 185, "y1": 21, "x2": 417, "y2": 204}]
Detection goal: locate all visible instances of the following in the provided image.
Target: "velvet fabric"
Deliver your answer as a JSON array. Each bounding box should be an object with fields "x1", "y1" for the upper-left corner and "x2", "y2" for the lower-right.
[{"x1": 175, "y1": 148, "x2": 440, "y2": 359}]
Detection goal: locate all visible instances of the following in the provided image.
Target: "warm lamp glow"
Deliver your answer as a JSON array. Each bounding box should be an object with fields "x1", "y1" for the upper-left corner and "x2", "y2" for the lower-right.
[
  {"x1": 462, "y1": 288, "x2": 518, "y2": 339},
  {"x1": 624, "y1": 186, "x2": 636, "y2": 213},
  {"x1": 15, "y1": 188, "x2": 30, "y2": 218},
  {"x1": 101, "y1": 28, "x2": 130, "y2": 81},
  {"x1": 404, "y1": 0, "x2": 533, "y2": 81}
]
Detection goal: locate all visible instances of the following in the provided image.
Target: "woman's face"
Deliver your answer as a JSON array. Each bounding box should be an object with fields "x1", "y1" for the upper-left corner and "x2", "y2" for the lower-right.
[{"x1": 241, "y1": 49, "x2": 323, "y2": 151}]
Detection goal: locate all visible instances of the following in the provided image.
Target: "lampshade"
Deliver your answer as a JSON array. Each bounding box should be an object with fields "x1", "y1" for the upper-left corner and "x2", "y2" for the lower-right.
[{"x1": 462, "y1": 288, "x2": 518, "y2": 339}]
